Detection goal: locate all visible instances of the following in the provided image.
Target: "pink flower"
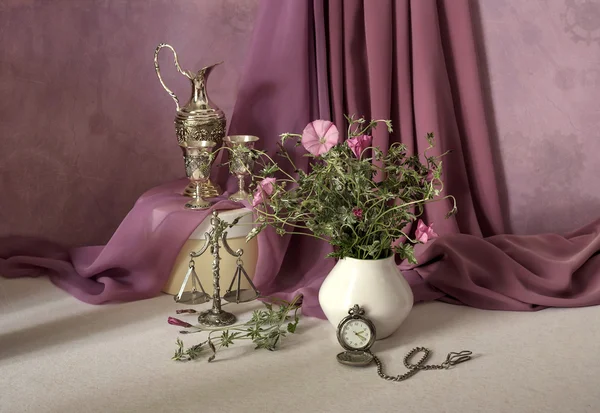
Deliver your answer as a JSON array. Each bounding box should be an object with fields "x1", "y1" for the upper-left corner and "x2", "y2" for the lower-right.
[
  {"x1": 168, "y1": 317, "x2": 193, "y2": 328},
  {"x1": 415, "y1": 219, "x2": 438, "y2": 243},
  {"x1": 301, "y1": 120, "x2": 340, "y2": 156},
  {"x1": 252, "y1": 191, "x2": 264, "y2": 208},
  {"x1": 352, "y1": 207, "x2": 363, "y2": 220},
  {"x1": 346, "y1": 135, "x2": 372, "y2": 158},
  {"x1": 252, "y1": 177, "x2": 277, "y2": 207},
  {"x1": 258, "y1": 177, "x2": 276, "y2": 194}
]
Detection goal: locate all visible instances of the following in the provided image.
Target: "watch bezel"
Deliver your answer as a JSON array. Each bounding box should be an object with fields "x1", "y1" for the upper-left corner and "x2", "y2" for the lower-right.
[{"x1": 336, "y1": 304, "x2": 376, "y2": 352}]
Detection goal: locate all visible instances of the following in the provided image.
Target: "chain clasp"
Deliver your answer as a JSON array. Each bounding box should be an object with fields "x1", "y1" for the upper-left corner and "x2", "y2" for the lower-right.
[{"x1": 442, "y1": 351, "x2": 473, "y2": 369}]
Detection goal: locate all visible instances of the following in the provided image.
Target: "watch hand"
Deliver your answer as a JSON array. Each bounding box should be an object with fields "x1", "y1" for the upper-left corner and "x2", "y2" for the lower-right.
[{"x1": 354, "y1": 331, "x2": 366, "y2": 340}]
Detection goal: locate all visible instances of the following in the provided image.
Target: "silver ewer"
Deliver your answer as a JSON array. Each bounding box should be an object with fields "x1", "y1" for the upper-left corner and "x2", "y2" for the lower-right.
[
  {"x1": 154, "y1": 43, "x2": 226, "y2": 199},
  {"x1": 224, "y1": 135, "x2": 260, "y2": 202},
  {"x1": 181, "y1": 140, "x2": 216, "y2": 210}
]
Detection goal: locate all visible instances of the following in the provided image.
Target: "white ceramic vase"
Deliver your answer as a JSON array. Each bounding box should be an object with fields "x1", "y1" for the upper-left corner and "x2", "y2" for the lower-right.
[{"x1": 318, "y1": 255, "x2": 414, "y2": 340}]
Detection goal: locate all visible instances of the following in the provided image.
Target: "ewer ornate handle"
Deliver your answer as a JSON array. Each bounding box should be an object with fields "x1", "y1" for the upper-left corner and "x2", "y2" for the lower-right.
[{"x1": 154, "y1": 43, "x2": 189, "y2": 111}]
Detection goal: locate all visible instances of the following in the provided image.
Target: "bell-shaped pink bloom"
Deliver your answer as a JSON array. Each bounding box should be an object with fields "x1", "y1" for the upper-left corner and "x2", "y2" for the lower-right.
[
  {"x1": 346, "y1": 134, "x2": 372, "y2": 158},
  {"x1": 252, "y1": 177, "x2": 277, "y2": 207},
  {"x1": 301, "y1": 120, "x2": 340, "y2": 156},
  {"x1": 415, "y1": 219, "x2": 438, "y2": 243}
]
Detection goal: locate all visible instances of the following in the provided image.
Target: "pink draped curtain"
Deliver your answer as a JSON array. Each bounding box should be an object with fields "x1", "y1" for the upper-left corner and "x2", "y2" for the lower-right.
[
  {"x1": 225, "y1": 0, "x2": 600, "y2": 314},
  {"x1": 331, "y1": 0, "x2": 506, "y2": 237}
]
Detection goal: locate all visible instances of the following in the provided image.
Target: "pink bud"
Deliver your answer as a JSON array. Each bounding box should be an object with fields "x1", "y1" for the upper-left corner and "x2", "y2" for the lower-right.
[
  {"x1": 252, "y1": 177, "x2": 277, "y2": 208},
  {"x1": 415, "y1": 219, "x2": 438, "y2": 243},
  {"x1": 346, "y1": 135, "x2": 372, "y2": 158}
]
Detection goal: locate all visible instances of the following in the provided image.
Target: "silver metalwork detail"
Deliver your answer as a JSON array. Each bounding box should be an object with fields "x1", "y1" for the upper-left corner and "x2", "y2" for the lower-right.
[
  {"x1": 181, "y1": 141, "x2": 216, "y2": 210},
  {"x1": 224, "y1": 135, "x2": 260, "y2": 202},
  {"x1": 176, "y1": 119, "x2": 226, "y2": 146},
  {"x1": 154, "y1": 43, "x2": 226, "y2": 197},
  {"x1": 336, "y1": 304, "x2": 376, "y2": 353},
  {"x1": 335, "y1": 304, "x2": 473, "y2": 381},
  {"x1": 371, "y1": 348, "x2": 473, "y2": 382},
  {"x1": 175, "y1": 210, "x2": 259, "y2": 327}
]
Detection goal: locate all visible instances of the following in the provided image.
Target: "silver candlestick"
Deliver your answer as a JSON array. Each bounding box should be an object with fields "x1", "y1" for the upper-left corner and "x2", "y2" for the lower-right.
[{"x1": 175, "y1": 210, "x2": 260, "y2": 327}]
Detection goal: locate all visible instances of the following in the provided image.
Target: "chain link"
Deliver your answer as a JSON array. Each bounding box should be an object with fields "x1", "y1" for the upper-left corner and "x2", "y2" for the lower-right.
[{"x1": 369, "y1": 347, "x2": 472, "y2": 382}]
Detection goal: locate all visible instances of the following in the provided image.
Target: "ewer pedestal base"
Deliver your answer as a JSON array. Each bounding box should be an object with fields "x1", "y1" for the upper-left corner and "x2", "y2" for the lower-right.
[
  {"x1": 184, "y1": 198, "x2": 212, "y2": 210},
  {"x1": 183, "y1": 180, "x2": 221, "y2": 199}
]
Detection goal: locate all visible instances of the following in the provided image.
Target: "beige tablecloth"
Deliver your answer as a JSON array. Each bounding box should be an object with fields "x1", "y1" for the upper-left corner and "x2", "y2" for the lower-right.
[{"x1": 1, "y1": 276, "x2": 599, "y2": 413}]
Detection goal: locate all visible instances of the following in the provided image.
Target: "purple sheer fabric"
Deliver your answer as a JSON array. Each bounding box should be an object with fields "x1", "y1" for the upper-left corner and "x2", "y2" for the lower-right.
[
  {"x1": 2, "y1": 0, "x2": 600, "y2": 318},
  {"x1": 1, "y1": 180, "x2": 242, "y2": 304}
]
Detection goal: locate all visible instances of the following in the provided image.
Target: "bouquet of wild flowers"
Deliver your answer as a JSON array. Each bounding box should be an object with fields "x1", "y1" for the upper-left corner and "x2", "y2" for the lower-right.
[{"x1": 245, "y1": 115, "x2": 456, "y2": 263}]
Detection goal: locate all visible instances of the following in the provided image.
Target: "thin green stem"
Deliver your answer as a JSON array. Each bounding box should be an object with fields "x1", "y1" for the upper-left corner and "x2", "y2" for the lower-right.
[
  {"x1": 255, "y1": 151, "x2": 296, "y2": 181},
  {"x1": 277, "y1": 231, "x2": 329, "y2": 243},
  {"x1": 276, "y1": 141, "x2": 298, "y2": 171}
]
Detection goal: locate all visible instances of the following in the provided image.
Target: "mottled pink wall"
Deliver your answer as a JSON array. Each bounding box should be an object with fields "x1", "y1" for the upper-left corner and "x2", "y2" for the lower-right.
[
  {"x1": 0, "y1": 0, "x2": 259, "y2": 246},
  {"x1": 476, "y1": 0, "x2": 600, "y2": 235}
]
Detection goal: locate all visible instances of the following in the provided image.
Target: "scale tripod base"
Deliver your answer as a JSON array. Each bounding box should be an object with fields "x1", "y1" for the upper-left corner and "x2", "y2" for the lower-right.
[{"x1": 198, "y1": 309, "x2": 237, "y2": 327}]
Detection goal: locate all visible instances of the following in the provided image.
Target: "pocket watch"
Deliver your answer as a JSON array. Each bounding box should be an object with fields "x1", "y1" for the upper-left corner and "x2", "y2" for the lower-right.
[
  {"x1": 336, "y1": 304, "x2": 474, "y2": 381},
  {"x1": 336, "y1": 304, "x2": 377, "y2": 366}
]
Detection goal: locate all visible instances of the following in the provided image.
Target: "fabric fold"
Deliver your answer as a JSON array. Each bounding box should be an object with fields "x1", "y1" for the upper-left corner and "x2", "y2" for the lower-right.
[{"x1": 1, "y1": 179, "x2": 242, "y2": 305}]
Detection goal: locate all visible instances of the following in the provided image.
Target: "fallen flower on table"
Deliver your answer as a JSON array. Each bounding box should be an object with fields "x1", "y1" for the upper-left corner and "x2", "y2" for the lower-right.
[
  {"x1": 168, "y1": 317, "x2": 193, "y2": 328},
  {"x1": 171, "y1": 295, "x2": 303, "y2": 362},
  {"x1": 175, "y1": 309, "x2": 198, "y2": 314}
]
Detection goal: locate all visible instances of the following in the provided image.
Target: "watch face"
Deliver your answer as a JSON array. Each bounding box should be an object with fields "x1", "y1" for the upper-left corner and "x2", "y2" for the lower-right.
[{"x1": 340, "y1": 319, "x2": 373, "y2": 350}]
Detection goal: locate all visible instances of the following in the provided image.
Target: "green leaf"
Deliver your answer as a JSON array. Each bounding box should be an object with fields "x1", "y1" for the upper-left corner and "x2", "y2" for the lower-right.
[
  {"x1": 172, "y1": 338, "x2": 186, "y2": 361},
  {"x1": 394, "y1": 242, "x2": 417, "y2": 265},
  {"x1": 287, "y1": 316, "x2": 299, "y2": 333},
  {"x1": 426, "y1": 132, "x2": 435, "y2": 146},
  {"x1": 186, "y1": 343, "x2": 203, "y2": 360},
  {"x1": 220, "y1": 331, "x2": 236, "y2": 348}
]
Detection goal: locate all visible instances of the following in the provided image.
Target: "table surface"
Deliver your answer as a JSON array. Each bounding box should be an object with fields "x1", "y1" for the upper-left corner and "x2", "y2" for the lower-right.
[{"x1": 1, "y1": 276, "x2": 599, "y2": 413}]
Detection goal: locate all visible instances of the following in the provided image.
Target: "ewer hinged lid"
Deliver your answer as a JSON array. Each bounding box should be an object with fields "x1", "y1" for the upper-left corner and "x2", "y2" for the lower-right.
[{"x1": 154, "y1": 43, "x2": 226, "y2": 145}]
